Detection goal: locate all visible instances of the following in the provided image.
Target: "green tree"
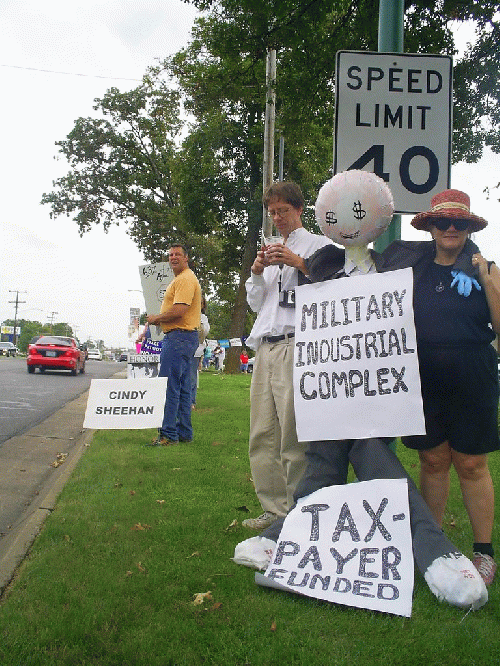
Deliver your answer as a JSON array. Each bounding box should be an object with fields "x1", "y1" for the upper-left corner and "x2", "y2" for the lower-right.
[
  {"x1": 2, "y1": 319, "x2": 76, "y2": 353},
  {"x1": 41, "y1": 1, "x2": 500, "y2": 371},
  {"x1": 168, "y1": 0, "x2": 500, "y2": 368},
  {"x1": 40, "y1": 80, "x2": 189, "y2": 264}
]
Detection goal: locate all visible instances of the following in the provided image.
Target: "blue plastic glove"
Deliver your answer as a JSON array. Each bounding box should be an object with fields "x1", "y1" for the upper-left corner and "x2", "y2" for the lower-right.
[{"x1": 450, "y1": 270, "x2": 482, "y2": 297}]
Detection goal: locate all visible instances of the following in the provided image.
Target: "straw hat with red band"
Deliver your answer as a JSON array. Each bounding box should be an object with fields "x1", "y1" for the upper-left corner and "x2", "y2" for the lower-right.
[{"x1": 411, "y1": 189, "x2": 488, "y2": 232}]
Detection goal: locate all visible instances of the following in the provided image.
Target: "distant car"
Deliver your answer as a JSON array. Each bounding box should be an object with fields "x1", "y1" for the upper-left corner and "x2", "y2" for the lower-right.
[
  {"x1": 87, "y1": 348, "x2": 102, "y2": 361},
  {"x1": 118, "y1": 352, "x2": 128, "y2": 362},
  {"x1": 0, "y1": 342, "x2": 18, "y2": 357},
  {"x1": 27, "y1": 336, "x2": 86, "y2": 375}
]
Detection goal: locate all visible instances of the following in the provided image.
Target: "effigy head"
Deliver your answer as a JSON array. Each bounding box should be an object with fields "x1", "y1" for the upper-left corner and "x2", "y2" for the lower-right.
[{"x1": 315, "y1": 170, "x2": 394, "y2": 247}]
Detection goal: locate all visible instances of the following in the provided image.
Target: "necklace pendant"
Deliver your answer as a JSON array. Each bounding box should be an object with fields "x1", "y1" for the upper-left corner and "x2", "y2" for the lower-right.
[{"x1": 435, "y1": 281, "x2": 445, "y2": 293}]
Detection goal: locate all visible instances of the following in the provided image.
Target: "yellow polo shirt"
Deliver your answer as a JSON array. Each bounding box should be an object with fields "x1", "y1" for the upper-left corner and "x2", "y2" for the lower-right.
[{"x1": 160, "y1": 268, "x2": 201, "y2": 333}]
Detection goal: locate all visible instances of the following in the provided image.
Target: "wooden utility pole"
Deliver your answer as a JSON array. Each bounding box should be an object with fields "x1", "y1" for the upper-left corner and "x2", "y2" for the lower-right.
[
  {"x1": 262, "y1": 48, "x2": 276, "y2": 240},
  {"x1": 8, "y1": 290, "x2": 26, "y2": 346}
]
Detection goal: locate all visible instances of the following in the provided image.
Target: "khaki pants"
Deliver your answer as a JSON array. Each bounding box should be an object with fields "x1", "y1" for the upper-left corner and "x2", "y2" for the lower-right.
[{"x1": 248, "y1": 338, "x2": 308, "y2": 517}]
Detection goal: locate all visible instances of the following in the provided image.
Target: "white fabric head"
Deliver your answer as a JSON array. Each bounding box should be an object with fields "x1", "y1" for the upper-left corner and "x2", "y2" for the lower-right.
[{"x1": 315, "y1": 170, "x2": 394, "y2": 247}]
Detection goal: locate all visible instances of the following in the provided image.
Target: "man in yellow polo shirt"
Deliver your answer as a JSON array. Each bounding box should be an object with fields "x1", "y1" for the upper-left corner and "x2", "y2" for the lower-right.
[{"x1": 147, "y1": 244, "x2": 201, "y2": 445}]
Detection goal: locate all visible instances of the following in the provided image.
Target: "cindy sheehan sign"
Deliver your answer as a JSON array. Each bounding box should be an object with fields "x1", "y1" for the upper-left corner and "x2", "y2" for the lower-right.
[
  {"x1": 259, "y1": 479, "x2": 414, "y2": 617},
  {"x1": 293, "y1": 268, "x2": 425, "y2": 441},
  {"x1": 83, "y1": 378, "x2": 168, "y2": 429}
]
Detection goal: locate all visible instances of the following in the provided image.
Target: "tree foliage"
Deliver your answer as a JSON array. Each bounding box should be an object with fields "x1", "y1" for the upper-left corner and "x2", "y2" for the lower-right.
[
  {"x1": 41, "y1": 79, "x2": 186, "y2": 263},
  {"x1": 42, "y1": 0, "x2": 500, "y2": 367},
  {"x1": 3, "y1": 319, "x2": 76, "y2": 353}
]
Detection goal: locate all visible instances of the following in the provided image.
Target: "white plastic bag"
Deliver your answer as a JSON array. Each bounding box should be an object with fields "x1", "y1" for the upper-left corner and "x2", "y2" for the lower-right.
[{"x1": 232, "y1": 536, "x2": 276, "y2": 570}]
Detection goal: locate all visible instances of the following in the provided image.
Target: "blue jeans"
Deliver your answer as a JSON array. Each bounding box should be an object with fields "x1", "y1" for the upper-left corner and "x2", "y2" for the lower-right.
[{"x1": 158, "y1": 330, "x2": 198, "y2": 441}]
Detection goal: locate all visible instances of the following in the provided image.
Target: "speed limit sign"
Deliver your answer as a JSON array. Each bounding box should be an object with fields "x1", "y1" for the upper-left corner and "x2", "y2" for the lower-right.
[{"x1": 334, "y1": 51, "x2": 453, "y2": 214}]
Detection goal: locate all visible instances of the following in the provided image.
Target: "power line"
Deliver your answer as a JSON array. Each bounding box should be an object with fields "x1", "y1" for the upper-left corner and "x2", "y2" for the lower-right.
[{"x1": 0, "y1": 63, "x2": 142, "y2": 82}]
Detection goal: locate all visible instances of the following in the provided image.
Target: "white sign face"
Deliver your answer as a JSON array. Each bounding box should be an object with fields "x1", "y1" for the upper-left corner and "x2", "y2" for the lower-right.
[
  {"x1": 335, "y1": 51, "x2": 452, "y2": 213},
  {"x1": 83, "y1": 378, "x2": 167, "y2": 429},
  {"x1": 262, "y1": 479, "x2": 414, "y2": 617},
  {"x1": 293, "y1": 269, "x2": 425, "y2": 441},
  {"x1": 139, "y1": 262, "x2": 175, "y2": 341}
]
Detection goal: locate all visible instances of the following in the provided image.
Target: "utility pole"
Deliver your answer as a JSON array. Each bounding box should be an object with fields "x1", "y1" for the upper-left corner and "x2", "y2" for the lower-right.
[
  {"x1": 47, "y1": 311, "x2": 59, "y2": 334},
  {"x1": 262, "y1": 48, "x2": 277, "y2": 240},
  {"x1": 374, "y1": 0, "x2": 404, "y2": 252},
  {"x1": 8, "y1": 290, "x2": 26, "y2": 346}
]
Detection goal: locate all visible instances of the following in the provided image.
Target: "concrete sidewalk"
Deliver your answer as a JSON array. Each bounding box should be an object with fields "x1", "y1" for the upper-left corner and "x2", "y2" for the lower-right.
[{"x1": 0, "y1": 369, "x2": 126, "y2": 594}]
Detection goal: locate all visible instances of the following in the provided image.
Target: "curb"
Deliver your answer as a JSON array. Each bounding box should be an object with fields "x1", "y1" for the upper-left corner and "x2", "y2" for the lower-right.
[
  {"x1": 0, "y1": 400, "x2": 95, "y2": 595},
  {"x1": 0, "y1": 369, "x2": 127, "y2": 595}
]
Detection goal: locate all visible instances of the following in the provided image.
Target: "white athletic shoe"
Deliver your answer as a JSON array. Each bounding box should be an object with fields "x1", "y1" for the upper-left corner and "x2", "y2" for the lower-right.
[
  {"x1": 232, "y1": 536, "x2": 276, "y2": 570},
  {"x1": 424, "y1": 552, "x2": 488, "y2": 609}
]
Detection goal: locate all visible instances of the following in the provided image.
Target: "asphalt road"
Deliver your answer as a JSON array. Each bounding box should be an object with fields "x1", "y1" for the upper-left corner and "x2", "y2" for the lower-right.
[
  {"x1": 0, "y1": 356, "x2": 128, "y2": 589},
  {"x1": 0, "y1": 356, "x2": 125, "y2": 445}
]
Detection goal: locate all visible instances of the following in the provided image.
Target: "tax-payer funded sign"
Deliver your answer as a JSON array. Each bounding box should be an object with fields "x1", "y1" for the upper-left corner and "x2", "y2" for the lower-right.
[
  {"x1": 335, "y1": 51, "x2": 452, "y2": 214},
  {"x1": 260, "y1": 479, "x2": 414, "y2": 617},
  {"x1": 83, "y1": 378, "x2": 167, "y2": 429},
  {"x1": 293, "y1": 268, "x2": 425, "y2": 442}
]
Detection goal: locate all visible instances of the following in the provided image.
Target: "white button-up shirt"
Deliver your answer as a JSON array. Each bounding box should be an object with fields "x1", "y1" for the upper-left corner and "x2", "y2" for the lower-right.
[{"x1": 245, "y1": 227, "x2": 332, "y2": 350}]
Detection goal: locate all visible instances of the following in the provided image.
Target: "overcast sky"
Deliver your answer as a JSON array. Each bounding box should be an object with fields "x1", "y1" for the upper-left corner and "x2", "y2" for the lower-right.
[
  {"x1": 1, "y1": 3, "x2": 499, "y2": 348},
  {"x1": 0, "y1": 0, "x2": 198, "y2": 347}
]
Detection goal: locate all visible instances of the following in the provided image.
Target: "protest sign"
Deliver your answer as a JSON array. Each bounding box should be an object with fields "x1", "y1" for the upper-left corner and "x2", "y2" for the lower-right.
[
  {"x1": 293, "y1": 268, "x2": 425, "y2": 441},
  {"x1": 141, "y1": 339, "x2": 163, "y2": 355},
  {"x1": 126, "y1": 354, "x2": 160, "y2": 379},
  {"x1": 260, "y1": 479, "x2": 414, "y2": 617},
  {"x1": 83, "y1": 378, "x2": 167, "y2": 429},
  {"x1": 139, "y1": 262, "x2": 175, "y2": 341}
]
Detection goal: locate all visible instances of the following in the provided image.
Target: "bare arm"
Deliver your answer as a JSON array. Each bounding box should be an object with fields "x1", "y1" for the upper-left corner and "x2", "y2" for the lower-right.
[
  {"x1": 147, "y1": 303, "x2": 189, "y2": 326},
  {"x1": 473, "y1": 254, "x2": 500, "y2": 335}
]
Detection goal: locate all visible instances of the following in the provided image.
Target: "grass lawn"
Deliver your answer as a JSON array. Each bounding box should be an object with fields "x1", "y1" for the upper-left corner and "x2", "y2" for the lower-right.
[{"x1": 0, "y1": 370, "x2": 499, "y2": 665}]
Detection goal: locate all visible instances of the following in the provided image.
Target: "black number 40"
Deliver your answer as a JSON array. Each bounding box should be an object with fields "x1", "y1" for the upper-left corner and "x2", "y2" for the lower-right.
[{"x1": 347, "y1": 144, "x2": 439, "y2": 194}]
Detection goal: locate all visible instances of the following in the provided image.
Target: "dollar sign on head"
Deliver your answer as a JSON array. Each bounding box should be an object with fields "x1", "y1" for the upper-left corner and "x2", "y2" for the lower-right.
[
  {"x1": 352, "y1": 200, "x2": 366, "y2": 220},
  {"x1": 326, "y1": 211, "x2": 337, "y2": 225}
]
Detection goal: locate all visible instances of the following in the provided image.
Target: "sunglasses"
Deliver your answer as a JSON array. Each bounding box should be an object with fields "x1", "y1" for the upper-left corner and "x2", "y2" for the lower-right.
[{"x1": 431, "y1": 218, "x2": 469, "y2": 232}]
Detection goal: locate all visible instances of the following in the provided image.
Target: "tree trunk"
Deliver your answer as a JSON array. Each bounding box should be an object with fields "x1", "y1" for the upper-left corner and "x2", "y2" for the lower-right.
[{"x1": 224, "y1": 195, "x2": 261, "y2": 373}]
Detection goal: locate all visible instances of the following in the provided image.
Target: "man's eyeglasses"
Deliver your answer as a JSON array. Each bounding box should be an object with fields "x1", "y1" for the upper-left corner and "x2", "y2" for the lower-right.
[
  {"x1": 431, "y1": 218, "x2": 469, "y2": 232},
  {"x1": 268, "y1": 206, "x2": 292, "y2": 218}
]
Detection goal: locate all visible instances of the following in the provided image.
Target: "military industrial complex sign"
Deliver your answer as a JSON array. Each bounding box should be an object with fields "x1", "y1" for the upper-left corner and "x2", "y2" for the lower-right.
[{"x1": 334, "y1": 51, "x2": 453, "y2": 213}]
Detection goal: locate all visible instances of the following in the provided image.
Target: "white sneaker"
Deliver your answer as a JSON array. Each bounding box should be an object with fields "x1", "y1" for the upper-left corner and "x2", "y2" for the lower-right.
[
  {"x1": 473, "y1": 552, "x2": 497, "y2": 586},
  {"x1": 232, "y1": 536, "x2": 276, "y2": 570},
  {"x1": 424, "y1": 552, "x2": 488, "y2": 609},
  {"x1": 241, "y1": 511, "x2": 277, "y2": 530}
]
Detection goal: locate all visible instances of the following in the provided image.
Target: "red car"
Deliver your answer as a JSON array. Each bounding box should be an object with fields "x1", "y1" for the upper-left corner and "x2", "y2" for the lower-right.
[{"x1": 27, "y1": 336, "x2": 86, "y2": 375}]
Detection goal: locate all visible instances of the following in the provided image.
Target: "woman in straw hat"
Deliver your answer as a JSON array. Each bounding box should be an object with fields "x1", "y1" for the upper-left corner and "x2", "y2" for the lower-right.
[{"x1": 402, "y1": 189, "x2": 500, "y2": 586}]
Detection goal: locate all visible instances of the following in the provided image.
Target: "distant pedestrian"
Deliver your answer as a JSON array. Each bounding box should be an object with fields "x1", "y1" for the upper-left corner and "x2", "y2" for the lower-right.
[
  {"x1": 202, "y1": 345, "x2": 212, "y2": 370},
  {"x1": 191, "y1": 297, "x2": 210, "y2": 409},
  {"x1": 239, "y1": 351, "x2": 249, "y2": 373}
]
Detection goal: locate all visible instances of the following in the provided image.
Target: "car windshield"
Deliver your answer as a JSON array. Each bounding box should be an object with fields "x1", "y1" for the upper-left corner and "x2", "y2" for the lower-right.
[
  {"x1": 36, "y1": 336, "x2": 74, "y2": 347},
  {"x1": 0, "y1": 342, "x2": 13, "y2": 348}
]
